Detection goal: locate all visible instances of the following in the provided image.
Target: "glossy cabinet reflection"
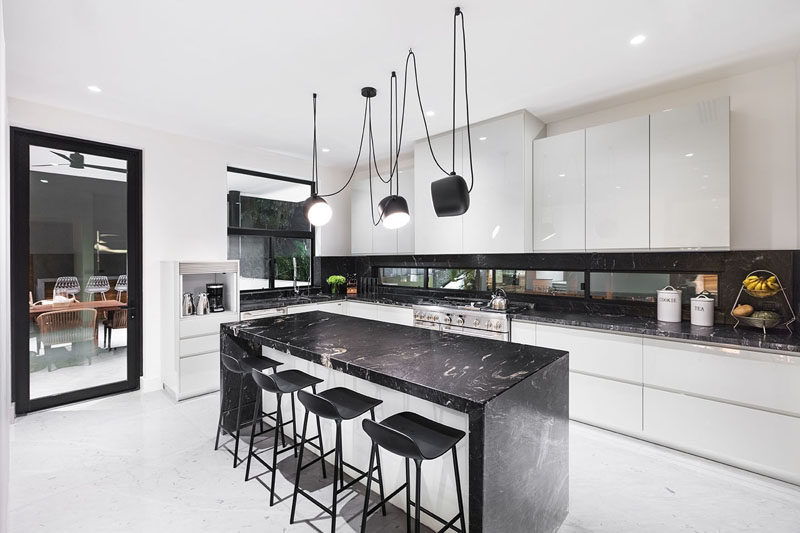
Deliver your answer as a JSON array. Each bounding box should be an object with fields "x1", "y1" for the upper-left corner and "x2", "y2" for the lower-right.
[
  {"x1": 533, "y1": 129, "x2": 586, "y2": 251},
  {"x1": 650, "y1": 97, "x2": 730, "y2": 249},
  {"x1": 413, "y1": 131, "x2": 463, "y2": 254},
  {"x1": 586, "y1": 116, "x2": 650, "y2": 250},
  {"x1": 350, "y1": 177, "x2": 373, "y2": 254}
]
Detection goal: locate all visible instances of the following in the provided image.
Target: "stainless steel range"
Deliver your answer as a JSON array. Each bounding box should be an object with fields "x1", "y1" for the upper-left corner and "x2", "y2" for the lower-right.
[{"x1": 412, "y1": 299, "x2": 520, "y2": 341}]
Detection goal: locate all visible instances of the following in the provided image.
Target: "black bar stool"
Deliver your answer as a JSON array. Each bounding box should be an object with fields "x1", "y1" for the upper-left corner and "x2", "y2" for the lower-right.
[
  {"x1": 215, "y1": 352, "x2": 282, "y2": 467},
  {"x1": 360, "y1": 412, "x2": 466, "y2": 533},
  {"x1": 244, "y1": 368, "x2": 326, "y2": 506},
  {"x1": 291, "y1": 387, "x2": 386, "y2": 533}
]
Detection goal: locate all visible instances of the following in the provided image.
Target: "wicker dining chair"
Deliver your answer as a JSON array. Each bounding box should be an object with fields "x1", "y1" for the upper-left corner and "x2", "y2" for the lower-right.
[
  {"x1": 35, "y1": 309, "x2": 98, "y2": 371},
  {"x1": 102, "y1": 309, "x2": 128, "y2": 349}
]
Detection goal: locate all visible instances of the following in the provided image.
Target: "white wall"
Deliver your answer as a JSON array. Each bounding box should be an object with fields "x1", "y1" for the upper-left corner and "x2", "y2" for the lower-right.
[
  {"x1": 7, "y1": 98, "x2": 347, "y2": 385},
  {"x1": 547, "y1": 60, "x2": 799, "y2": 251},
  {"x1": 0, "y1": 1, "x2": 10, "y2": 530}
]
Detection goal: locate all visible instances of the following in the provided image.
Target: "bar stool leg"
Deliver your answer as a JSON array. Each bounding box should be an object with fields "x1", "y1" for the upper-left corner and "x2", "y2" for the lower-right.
[
  {"x1": 414, "y1": 459, "x2": 422, "y2": 533},
  {"x1": 359, "y1": 444, "x2": 377, "y2": 533},
  {"x1": 270, "y1": 393, "x2": 283, "y2": 506},
  {"x1": 312, "y1": 384, "x2": 327, "y2": 479},
  {"x1": 290, "y1": 392, "x2": 298, "y2": 457},
  {"x1": 337, "y1": 424, "x2": 345, "y2": 490},
  {"x1": 214, "y1": 384, "x2": 224, "y2": 451},
  {"x1": 405, "y1": 458, "x2": 412, "y2": 533},
  {"x1": 369, "y1": 408, "x2": 387, "y2": 516},
  {"x1": 452, "y1": 447, "x2": 466, "y2": 533},
  {"x1": 245, "y1": 393, "x2": 263, "y2": 481},
  {"x1": 277, "y1": 393, "x2": 286, "y2": 448},
  {"x1": 232, "y1": 375, "x2": 245, "y2": 468},
  {"x1": 290, "y1": 411, "x2": 310, "y2": 524},
  {"x1": 330, "y1": 421, "x2": 342, "y2": 533}
]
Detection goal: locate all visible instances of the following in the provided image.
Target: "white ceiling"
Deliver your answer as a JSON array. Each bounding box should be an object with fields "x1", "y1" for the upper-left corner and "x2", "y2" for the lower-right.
[{"x1": 6, "y1": 0, "x2": 800, "y2": 169}]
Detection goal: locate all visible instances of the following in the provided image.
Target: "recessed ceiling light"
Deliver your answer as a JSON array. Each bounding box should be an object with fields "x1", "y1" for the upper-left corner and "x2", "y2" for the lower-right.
[
  {"x1": 321, "y1": 148, "x2": 330, "y2": 153},
  {"x1": 425, "y1": 110, "x2": 435, "y2": 117},
  {"x1": 662, "y1": 108, "x2": 673, "y2": 112},
  {"x1": 558, "y1": 173, "x2": 566, "y2": 177},
  {"x1": 630, "y1": 34, "x2": 646, "y2": 46},
  {"x1": 479, "y1": 136, "x2": 487, "y2": 141},
  {"x1": 398, "y1": 170, "x2": 404, "y2": 174},
  {"x1": 40, "y1": 179, "x2": 49, "y2": 183},
  {"x1": 685, "y1": 153, "x2": 694, "y2": 158},
  {"x1": 87, "y1": 85, "x2": 102, "y2": 93}
]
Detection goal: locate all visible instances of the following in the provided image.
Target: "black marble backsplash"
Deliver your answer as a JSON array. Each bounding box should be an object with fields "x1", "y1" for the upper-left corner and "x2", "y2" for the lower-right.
[{"x1": 316, "y1": 250, "x2": 798, "y2": 325}]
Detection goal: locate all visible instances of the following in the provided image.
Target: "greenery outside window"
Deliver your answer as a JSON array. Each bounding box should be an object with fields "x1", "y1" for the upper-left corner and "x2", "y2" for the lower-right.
[
  {"x1": 227, "y1": 167, "x2": 313, "y2": 291},
  {"x1": 427, "y1": 269, "x2": 489, "y2": 291}
]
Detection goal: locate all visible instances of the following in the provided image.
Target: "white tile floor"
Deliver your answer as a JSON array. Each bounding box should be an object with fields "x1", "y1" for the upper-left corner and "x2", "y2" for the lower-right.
[{"x1": 8, "y1": 389, "x2": 800, "y2": 533}]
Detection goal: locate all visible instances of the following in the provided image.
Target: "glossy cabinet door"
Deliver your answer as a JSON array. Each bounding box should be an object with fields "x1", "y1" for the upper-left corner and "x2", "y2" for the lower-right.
[
  {"x1": 533, "y1": 129, "x2": 586, "y2": 251},
  {"x1": 462, "y1": 114, "x2": 525, "y2": 253},
  {"x1": 586, "y1": 116, "x2": 650, "y2": 250},
  {"x1": 650, "y1": 97, "x2": 730, "y2": 249},
  {"x1": 413, "y1": 134, "x2": 463, "y2": 254},
  {"x1": 350, "y1": 177, "x2": 373, "y2": 254},
  {"x1": 396, "y1": 168, "x2": 415, "y2": 254}
]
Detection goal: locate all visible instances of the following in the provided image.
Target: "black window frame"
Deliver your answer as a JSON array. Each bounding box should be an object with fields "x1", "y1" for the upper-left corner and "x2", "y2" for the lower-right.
[{"x1": 227, "y1": 166, "x2": 315, "y2": 292}]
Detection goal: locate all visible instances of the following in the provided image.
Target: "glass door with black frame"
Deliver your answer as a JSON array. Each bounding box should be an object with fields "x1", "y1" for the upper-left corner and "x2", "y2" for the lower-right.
[{"x1": 11, "y1": 129, "x2": 142, "y2": 414}]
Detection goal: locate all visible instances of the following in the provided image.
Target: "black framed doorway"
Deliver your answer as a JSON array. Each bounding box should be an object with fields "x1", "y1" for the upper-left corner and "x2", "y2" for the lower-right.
[{"x1": 10, "y1": 128, "x2": 143, "y2": 414}]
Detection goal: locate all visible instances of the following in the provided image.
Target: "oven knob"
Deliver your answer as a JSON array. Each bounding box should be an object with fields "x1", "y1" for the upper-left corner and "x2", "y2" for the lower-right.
[
  {"x1": 443, "y1": 315, "x2": 452, "y2": 324},
  {"x1": 494, "y1": 321, "x2": 503, "y2": 331},
  {"x1": 433, "y1": 314, "x2": 439, "y2": 322},
  {"x1": 473, "y1": 318, "x2": 481, "y2": 327},
  {"x1": 486, "y1": 320, "x2": 493, "y2": 329},
  {"x1": 455, "y1": 316, "x2": 464, "y2": 326}
]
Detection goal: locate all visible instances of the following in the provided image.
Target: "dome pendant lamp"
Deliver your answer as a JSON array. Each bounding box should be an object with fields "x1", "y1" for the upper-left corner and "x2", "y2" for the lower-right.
[
  {"x1": 430, "y1": 6, "x2": 475, "y2": 217},
  {"x1": 303, "y1": 93, "x2": 333, "y2": 227}
]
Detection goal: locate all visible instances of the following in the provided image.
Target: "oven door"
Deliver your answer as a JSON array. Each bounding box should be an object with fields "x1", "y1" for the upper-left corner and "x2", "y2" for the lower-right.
[
  {"x1": 441, "y1": 324, "x2": 509, "y2": 341},
  {"x1": 413, "y1": 320, "x2": 441, "y2": 332}
]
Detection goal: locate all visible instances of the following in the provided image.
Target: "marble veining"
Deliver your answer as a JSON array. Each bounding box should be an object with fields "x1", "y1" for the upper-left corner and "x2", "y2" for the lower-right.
[{"x1": 222, "y1": 312, "x2": 567, "y2": 413}]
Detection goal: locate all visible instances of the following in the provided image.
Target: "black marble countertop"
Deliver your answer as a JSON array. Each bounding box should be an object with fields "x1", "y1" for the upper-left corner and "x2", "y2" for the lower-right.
[
  {"x1": 510, "y1": 309, "x2": 800, "y2": 354},
  {"x1": 222, "y1": 311, "x2": 568, "y2": 412}
]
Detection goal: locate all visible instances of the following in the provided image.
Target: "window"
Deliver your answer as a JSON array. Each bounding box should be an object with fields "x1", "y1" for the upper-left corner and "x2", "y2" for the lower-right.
[
  {"x1": 379, "y1": 268, "x2": 425, "y2": 287},
  {"x1": 589, "y1": 272, "x2": 718, "y2": 305},
  {"x1": 427, "y1": 269, "x2": 489, "y2": 291},
  {"x1": 494, "y1": 270, "x2": 585, "y2": 297},
  {"x1": 227, "y1": 168, "x2": 313, "y2": 291}
]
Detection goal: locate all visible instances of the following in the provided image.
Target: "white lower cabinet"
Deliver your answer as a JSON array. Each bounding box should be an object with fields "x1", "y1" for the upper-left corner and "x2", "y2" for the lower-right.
[
  {"x1": 345, "y1": 301, "x2": 380, "y2": 320},
  {"x1": 510, "y1": 321, "x2": 536, "y2": 345},
  {"x1": 179, "y1": 352, "x2": 220, "y2": 399},
  {"x1": 316, "y1": 301, "x2": 346, "y2": 315},
  {"x1": 643, "y1": 388, "x2": 800, "y2": 485},
  {"x1": 571, "y1": 372, "x2": 643, "y2": 435},
  {"x1": 377, "y1": 305, "x2": 414, "y2": 326}
]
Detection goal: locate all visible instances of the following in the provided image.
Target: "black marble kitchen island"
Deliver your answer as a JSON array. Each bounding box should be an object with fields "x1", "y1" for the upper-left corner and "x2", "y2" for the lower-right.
[{"x1": 221, "y1": 311, "x2": 569, "y2": 533}]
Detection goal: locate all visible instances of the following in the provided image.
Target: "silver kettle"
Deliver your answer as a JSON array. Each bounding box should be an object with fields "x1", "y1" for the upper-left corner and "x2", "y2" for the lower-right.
[
  {"x1": 489, "y1": 288, "x2": 508, "y2": 310},
  {"x1": 196, "y1": 293, "x2": 210, "y2": 316},
  {"x1": 182, "y1": 292, "x2": 195, "y2": 316}
]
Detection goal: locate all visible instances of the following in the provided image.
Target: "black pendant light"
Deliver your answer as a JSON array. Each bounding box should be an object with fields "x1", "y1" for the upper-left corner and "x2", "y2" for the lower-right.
[
  {"x1": 303, "y1": 93, "x2": 333, "y2": 226},
  {"x1": 375, "y1": 72, "x2": 410, "y2": 229},
  {"x1": 430, "y1": 6, "x2": 475, "y2": 217}
]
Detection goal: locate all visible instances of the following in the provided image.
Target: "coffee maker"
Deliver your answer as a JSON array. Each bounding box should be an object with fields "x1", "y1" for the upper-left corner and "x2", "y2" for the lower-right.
[{"x1": 206, "y1": 283, "x2": 224, "y2": 313}]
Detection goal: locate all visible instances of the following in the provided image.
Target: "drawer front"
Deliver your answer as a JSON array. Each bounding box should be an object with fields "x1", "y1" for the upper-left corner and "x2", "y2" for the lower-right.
[
  {"x1": 287, "y1": 304, "x2": 317, "y2": 314},
  {"x1": 537, "y1": 324, "x2": 643, "y2": 383},
  {"x1": 643, "y1": 338, "x2": 800, "y2": 416},
  {"x1": 643, "y1": 388, "x2": 800, "y2": 485},
  {"x1": 179, "y1": 334, "x2": 219, "y2": 357},
  {"x1": 240, "y1": 308, "x2": 286, "y2": 320},
  {"x1": 179, "y1": 351, "x2": 220, "y2": 399},
  {"x1": 346, "y1": 301, "x2": 379, "y2": 320},
  {"x1": 378, "y1": 306, "x2": 414, "y2": 326},
  {"x1": 316, "y1": 302, "x2": 346, "y2": 315},
  {"x1": 570, "y1": 372, "x2": 643, "y2": 434},
  {"x1": 510, "y1": 321, "x2": 536, "y2": 346},
  {"x1": 179, "y1": 311, "x2": 238, "y2": 338}
]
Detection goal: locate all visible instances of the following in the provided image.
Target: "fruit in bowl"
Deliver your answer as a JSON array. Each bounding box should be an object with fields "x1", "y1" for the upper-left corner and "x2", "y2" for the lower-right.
[
  {"x1": 732, "y1": 304, "x2": 754, "y2": 317},
  {"x1": 751, "y1": 310, "x2": 780, "y2": 320},
  {"x1": 742, "y1": 275, "x2": 779, "y2": 291}
]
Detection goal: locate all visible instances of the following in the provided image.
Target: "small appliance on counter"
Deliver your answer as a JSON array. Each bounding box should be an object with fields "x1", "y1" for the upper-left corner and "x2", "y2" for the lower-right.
[
  {"x1": 182, "y1": 292, "x2": 195, "y2": 316},
  {"x1": 690, "y1": 292, "x2": 715, "y2": 327},
  {"x1": 196, "y1": 293, "x2": 210, "y2": 315},
  {"x1": 206, "y1": 283, "x2": 224, "y2": 312},
  {"x1": 657, "y1": 286, "x2": 682, "y2": 322}
]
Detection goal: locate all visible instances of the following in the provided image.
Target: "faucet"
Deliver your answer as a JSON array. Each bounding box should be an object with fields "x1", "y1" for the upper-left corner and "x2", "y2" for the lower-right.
[{"x1": 292, "y1": 257, "x2": 299, "y2": 295}]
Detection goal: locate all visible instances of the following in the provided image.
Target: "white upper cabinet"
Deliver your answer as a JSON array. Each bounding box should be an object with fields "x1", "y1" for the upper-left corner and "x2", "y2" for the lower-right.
[
  {"x1": 350, "y1": 177, "x2": 373, "y2": 254},
  {"x1": 650, "y1": 97, "x2": 730, "y2": 249},
  {"x1": 585, "y1": 116, "x2": 650, "y2": 250},
  {"x1": 533, "y1": 129, "x2": 586, "y2": 252},
  {"x1": 462, "y1": 113, "x2": 526, "y2": 253},
  {"x1": 370, "y1": 177, "x2": 397, "y2": 254},
  {"x1": 396, "y1": 168, "x2": 415, "y2": 254},
  {"x1": 413, "y1": 131, "x2": 463, "y2": 254}
]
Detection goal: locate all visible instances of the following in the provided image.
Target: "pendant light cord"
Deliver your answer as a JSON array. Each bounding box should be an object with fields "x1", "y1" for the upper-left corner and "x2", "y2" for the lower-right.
[
  {"x1": 317, "y1": 97, "x2": 369, "y2": 198},
  {"x1": 458, "y1": 8, "x2": 476, "y2": 193},
  {"x1": 311, "y1": 93, "x2": 318, "y2": 195}
]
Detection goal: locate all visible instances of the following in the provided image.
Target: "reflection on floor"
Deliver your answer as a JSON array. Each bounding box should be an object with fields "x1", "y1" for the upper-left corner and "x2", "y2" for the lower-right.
[
  {"x1": 9, "y1": 390, "x2": 800, "y2": 532},
  {"x1": 28, "y1": 326, "x2": 127, "y2": 399}
]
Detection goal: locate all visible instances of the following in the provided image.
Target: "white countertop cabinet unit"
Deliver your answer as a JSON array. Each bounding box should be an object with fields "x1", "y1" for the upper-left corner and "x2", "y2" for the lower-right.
[
  {"x1": 585, "y1": 116, "x2": 650, "y2": 250},
  {"x1": 649, "y1": 97, "x2": 730, "y2": 249},
  {"x1": 533, "y1": 129, "x2": 586, "y2": 252},
  {"x1": 161, "y1": 261, "x2": 239, "y2": 401}
]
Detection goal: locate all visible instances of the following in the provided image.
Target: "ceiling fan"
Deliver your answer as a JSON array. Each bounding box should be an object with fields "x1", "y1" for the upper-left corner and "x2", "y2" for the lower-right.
[{"x1": 31, "y1": 150, "x2": 127, "y2": 173}]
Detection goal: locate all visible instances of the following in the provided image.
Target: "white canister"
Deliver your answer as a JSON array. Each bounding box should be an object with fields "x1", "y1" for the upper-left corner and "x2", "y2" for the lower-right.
[
  {"x1": 657, "y1": 286, "x2": 682, "y2": 322},
  {"x1": 690, "y1": 293, "x2": 715, "y2": 327}
]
